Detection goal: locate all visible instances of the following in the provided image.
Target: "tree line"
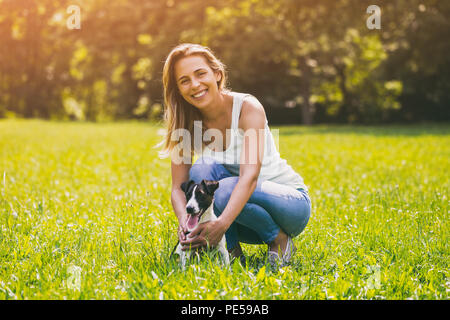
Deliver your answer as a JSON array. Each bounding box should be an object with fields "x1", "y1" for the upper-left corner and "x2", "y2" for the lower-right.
[{"x1": 0, "y1": 0, "x2": 449, "y2": 124}]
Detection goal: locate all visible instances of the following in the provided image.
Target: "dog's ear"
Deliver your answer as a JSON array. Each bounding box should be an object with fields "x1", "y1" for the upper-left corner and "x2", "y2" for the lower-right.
[
  {"x1": 181, "y1": 180, "x2": 195, "y2": 193},
  {"x1": 201, "y1": 179, "x2": 219, "y2": 195}
]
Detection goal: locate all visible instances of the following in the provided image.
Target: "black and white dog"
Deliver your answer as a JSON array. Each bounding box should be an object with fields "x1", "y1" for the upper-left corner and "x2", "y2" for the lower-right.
[{"x1": 173, "y1": 179, "x2": 230, "y2": 269}]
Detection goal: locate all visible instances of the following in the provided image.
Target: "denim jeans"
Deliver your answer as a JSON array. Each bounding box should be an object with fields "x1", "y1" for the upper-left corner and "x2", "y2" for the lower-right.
[{"x1": 189, "y1": 157, "x2": 311, "y2": 250}]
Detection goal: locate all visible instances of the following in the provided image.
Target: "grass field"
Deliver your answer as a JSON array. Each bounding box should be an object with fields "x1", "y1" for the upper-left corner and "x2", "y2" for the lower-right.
[{"x1": 0, "y1": 119, "x2": 448, "y2": 300}]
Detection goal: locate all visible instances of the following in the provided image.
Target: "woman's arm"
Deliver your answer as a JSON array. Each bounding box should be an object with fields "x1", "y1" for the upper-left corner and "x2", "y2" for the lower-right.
[
  {"x1": 217, "y1": 96, "x2": 266, "y2": 230},
  {"x1": 171, "y1": 160, "x2": 191, "y2": 240},
  {"x1": 181, "y1": 97, "x2": 266, "y2": 249}
]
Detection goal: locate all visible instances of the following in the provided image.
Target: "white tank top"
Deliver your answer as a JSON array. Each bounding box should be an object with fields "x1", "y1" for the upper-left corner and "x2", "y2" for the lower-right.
[{"x1": 199, "y1": 92, "x2": 307, "y2": 191}]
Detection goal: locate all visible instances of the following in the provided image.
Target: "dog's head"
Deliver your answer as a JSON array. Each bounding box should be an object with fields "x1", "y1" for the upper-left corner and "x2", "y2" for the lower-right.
[{"x1": 180, "y1": 179, "x2": 219, "y2": 231}]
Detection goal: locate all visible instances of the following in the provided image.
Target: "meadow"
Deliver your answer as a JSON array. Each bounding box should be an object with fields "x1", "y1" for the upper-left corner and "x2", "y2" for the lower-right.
[{"x1": 0, "y1": 119, "x2": 448, "y2": 299}]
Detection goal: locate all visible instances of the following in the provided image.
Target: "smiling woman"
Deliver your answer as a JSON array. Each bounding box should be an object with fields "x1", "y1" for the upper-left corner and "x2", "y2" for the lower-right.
[
  {"x1": 159, "y1": 43, "x2": 230, "y2": 160},
  {"x1": 159, "y1": 43, "x2": 311, "y2": 269}
]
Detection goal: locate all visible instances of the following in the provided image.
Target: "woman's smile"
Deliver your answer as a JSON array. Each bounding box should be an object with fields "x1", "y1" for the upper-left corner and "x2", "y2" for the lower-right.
[{"x1": 192, "y1": 89, "x2": 208, "y2": 100}]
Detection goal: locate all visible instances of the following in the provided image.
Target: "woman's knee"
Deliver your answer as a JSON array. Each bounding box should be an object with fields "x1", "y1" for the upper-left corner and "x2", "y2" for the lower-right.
[{"x1": 213, "y1": 177, "x2": 239, "y2": 212}]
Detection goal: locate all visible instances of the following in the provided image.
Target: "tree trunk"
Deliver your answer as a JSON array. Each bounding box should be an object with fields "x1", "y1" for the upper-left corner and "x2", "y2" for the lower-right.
[
  {"x1": 300, "y1": 92, "x2": 313, "y2": 125},
  {"x1": 335, "y1": 62, "x2": 353, "y2": 123},
  {"x1": 299, "y1": 59, "x2": 314, "y2": 125}
]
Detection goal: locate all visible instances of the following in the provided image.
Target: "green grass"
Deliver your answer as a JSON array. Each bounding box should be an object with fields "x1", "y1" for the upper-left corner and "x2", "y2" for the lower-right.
[{"x1": 0, "y1": 119, "x2": 448, "y2": 299}]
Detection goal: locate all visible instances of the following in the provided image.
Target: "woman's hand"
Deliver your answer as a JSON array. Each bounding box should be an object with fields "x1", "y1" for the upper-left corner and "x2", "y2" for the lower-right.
[
  {"x1": 177, "y1": 213, "x2": 189, "y2": 242},
  {"x1": 178, "y1": 223, "x2": 188, "y2": 242},
  {"x1": 180, "y1": 219, "x2": 228, "y2": 250}
]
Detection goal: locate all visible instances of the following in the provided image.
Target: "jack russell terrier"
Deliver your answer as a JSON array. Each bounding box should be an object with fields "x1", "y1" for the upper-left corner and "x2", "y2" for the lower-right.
[{"x1": 172, "y1": 179, "x2": 230, "y2": 269}]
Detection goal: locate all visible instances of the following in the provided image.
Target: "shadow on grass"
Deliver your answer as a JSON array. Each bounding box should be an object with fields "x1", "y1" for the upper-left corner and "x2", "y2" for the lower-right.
[
  {"x1": 276, "y1": 123, "x2": 450, "y2": 137},
  {"x1": 156, "y1": 243, "x2": 280, "y2": 275}
]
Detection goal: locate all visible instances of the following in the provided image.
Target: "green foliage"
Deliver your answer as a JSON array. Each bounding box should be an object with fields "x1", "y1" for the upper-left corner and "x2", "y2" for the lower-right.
[
  {"x1": 0, "y1": 0, "x2": 449, "y2": 123},
  {"x1": 0, "y1": 120, "x2": 448, "y2": 299},
  {"x1": 313, "y1": 30, "x2": 403, "y2": 123}
]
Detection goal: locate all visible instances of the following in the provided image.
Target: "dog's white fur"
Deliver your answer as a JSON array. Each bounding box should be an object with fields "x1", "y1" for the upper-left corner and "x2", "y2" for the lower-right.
[{"x1": 174, "y1": 199, "x2": 230, "y2": 270}]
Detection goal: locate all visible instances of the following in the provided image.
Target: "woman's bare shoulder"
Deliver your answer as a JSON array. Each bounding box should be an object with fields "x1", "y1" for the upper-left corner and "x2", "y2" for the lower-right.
[{"x1": 239, "y1": 94, "x2": 266, "y2": 129}]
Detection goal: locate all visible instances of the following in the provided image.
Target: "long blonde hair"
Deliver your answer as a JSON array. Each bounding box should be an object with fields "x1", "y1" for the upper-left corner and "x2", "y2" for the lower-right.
[{"x1": 158, "y1": 43, "x2": 229, "y2": 160}]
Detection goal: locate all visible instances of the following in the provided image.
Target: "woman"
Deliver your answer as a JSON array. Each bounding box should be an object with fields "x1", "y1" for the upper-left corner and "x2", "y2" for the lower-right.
[{"x1": 159, "y1": 43, "x2": 311, "y2": 267}]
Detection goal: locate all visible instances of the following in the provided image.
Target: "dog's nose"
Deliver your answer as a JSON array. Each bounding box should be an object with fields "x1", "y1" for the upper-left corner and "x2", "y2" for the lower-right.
[{"x1": 186, "y1": 206, "x2": 194, "y2": 214}]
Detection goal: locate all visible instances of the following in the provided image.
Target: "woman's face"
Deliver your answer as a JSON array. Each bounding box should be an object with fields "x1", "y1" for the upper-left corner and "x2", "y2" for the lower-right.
[{"x1": 174, "y1": 54, "x2": 222, "y2": 109}]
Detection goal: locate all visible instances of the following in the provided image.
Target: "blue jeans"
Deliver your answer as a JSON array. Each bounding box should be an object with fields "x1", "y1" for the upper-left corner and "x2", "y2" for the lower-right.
[{"x1": 189, "y1": 157, "x2": 311, "y2": 250}]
